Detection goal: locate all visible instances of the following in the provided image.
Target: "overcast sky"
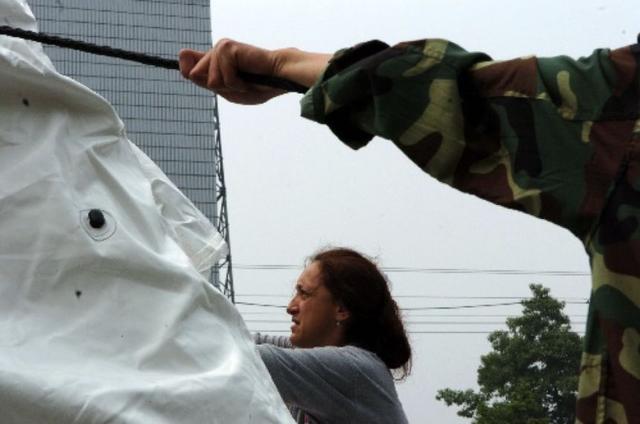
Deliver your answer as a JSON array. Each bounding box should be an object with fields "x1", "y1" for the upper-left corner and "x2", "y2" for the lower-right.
[{"x1": 209, "y1": 1, "x2": 638, "y2": 422}]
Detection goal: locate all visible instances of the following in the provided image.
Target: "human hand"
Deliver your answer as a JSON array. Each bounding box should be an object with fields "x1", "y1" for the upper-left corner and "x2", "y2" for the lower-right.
[{"x1": 179, "y1": 39, "x2": 331, "y2": 105}]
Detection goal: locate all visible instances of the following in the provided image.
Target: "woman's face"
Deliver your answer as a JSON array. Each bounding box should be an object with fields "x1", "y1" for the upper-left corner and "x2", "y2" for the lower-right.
[{"x1": 286, "y1": 261, "x2": 347, "y2": 348}]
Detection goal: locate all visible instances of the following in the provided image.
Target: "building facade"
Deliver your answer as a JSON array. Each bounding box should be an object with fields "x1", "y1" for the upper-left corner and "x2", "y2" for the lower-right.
[{"x1": 29, "y1": 0, "x2": 234, "y2": 300}]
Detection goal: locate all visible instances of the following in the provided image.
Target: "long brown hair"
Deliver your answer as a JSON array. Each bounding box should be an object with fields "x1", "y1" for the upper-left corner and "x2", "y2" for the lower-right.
[{"x1": 310, "y1": 247, "x2": 412, "y2": 379}]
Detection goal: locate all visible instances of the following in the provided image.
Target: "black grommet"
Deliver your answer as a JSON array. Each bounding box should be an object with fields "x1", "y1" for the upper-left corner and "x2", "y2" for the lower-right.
[{"x1": 88, "y1": 209, "x2": 106, "y2": 229}]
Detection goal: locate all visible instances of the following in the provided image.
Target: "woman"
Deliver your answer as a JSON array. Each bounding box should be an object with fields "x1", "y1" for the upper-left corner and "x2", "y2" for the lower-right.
[{"x1": 254, "y1": 247, "x2": 411, "y2": 424}]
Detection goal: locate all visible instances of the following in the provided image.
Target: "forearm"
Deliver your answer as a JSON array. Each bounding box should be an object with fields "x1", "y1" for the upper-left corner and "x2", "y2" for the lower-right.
[
  {"x1": 179, "y1": 40, "x2": 331, "y2": 104},
  {"x1": 273, "y1": 48, "x2": 332, "y2": 89},
  {"x1": 253, "y1": 332, "x2": 293, "y2": 348},
  {"x1": 256, "y1": 345, "x2": 350, "y2": 420}
]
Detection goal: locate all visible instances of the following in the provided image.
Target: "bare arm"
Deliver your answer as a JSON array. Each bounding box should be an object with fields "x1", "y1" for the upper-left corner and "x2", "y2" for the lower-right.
[{"x1": 178, "y1": 39, "x2": 331, "y2": 104}]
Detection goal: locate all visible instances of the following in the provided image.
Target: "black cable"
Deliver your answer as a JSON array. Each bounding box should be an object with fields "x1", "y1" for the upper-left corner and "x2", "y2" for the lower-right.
[{"x1": 0, "y1": 25, "x2": 308, "y2": 94}]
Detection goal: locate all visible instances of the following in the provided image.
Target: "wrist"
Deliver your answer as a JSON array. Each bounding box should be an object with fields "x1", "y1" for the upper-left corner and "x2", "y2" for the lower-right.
[{"x1": 273, "y1": 47, "x2": 331, "y2": 88}]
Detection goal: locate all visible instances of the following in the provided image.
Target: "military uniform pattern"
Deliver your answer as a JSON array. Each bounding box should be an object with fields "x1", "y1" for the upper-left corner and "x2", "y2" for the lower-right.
[{"x1": 300, "y1": 39, "x2": 640, "y2": 424}]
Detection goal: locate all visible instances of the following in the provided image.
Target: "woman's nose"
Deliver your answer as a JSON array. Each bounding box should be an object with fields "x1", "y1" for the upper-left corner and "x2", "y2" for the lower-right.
[{"x1": 286, "y1": 298, "x2": 298, "y2": 315}]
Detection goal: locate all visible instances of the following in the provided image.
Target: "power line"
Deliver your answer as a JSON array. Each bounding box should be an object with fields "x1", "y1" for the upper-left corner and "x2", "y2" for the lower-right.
[
  {"x1": 245, "y1": 319, "x2": 587, "y2": 325},
  {"x1": 405, "y1": 313, "x2": 587, "y2": 318},
  {"x1": 395, "y1": 300, "x2": 586, "y2": 311},
  {"x1": 236, "y1": 300, "x2": 588, "y2": 311},
  {"x1": 236, "y1": 301, "x2": 287, "y2": 309},
  {"x1": 249, "y1": 329, "x2": 492, "y2": 334},
  {"x1": 239, "y1": 311, "x2": 589, "y2": 318},
  {"x1": 234, "y1": 264, "x2": 590, "y2": 277},
  {"x1": 235, "y1": 293, "x2": 589, "y2": 301},
  {"x1": 249, "y1": 329, "x2": 586, "y2": 335}
]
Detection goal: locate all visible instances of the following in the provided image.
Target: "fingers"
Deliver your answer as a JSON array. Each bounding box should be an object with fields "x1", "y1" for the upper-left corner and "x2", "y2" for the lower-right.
[
  {"x1": 178, "y1": 49, "x2": 205, "y2": 79},
  {"x1": 188, "y1": 49, "x2": 216, "y2": 89},
  {"x1": 179, "y1": 39, "x2": 285, "y2": 104},
  {"x1": 215, "y1": 39, "x2": 248, "y2": 92},
  {"x1": 191, "y1": 38, "x2": 276, "y2": 90},
  {"x1": 184, "y1": 39, "x2": 244, "y2": 92},
  {"x1": 179, "y1": 48, "x2": 214, "y2": 90}
]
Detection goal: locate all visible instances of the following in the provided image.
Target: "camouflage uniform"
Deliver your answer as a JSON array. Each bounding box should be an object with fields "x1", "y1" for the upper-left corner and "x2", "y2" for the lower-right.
[{"x1": 300, "y1": 39, "x2": 640, "y2": 424}]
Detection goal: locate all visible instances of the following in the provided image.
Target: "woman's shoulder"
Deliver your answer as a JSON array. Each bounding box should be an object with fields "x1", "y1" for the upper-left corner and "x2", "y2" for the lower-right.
[
  {"x1": 340, "y1": 345, "x2": 382, "y2": 361},
  {"x1": 317, "y1": 345, "x2": 389, "y2": 375}
]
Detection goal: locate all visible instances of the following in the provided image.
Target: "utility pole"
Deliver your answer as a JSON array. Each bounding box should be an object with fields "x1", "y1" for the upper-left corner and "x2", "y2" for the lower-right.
[{"x1": 211, "y1": 94, "x2": 234, "y2": 301}]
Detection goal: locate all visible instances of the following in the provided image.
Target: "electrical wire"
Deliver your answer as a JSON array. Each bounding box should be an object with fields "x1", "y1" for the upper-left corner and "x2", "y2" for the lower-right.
[
  {"x1": 236, "y1": 299, "x2": 587, "y2": 310},
  {"x1": 244, "y1": 319, "x2": 587, "y2": 326},
  {"x1": 239, "y1": 311, "x2": 589, "y2": 318},
  {"x1": 248, "y1": 329, "x2": 586, "y2": 335},
  {"x1": 233, "y1": 264, "x2": 589, "y2": 276},
  {"x1": 235, "y1": 293, "x2": 589, "y2": 301}
]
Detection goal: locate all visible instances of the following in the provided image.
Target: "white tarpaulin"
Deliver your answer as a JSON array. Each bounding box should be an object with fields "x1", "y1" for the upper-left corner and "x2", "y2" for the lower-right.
[{"x1": 0, "y1": 1, "x2": 293, "y2": 422}]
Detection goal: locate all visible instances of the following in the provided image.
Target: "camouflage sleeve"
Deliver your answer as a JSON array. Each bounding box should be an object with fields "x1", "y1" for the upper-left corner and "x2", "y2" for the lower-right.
[{"x1": 301, "y1": 39, "x2": 639, "y2": 241}]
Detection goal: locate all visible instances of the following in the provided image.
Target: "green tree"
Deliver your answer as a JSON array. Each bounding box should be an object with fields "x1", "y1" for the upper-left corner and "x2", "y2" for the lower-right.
[{"x1": 436, "y1": 284, "x2": 583, "y2": 424}]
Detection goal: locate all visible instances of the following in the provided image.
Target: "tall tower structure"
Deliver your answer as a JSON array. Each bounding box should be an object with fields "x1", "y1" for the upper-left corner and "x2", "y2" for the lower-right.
[{"x1": 29, "y1": 0, "x2": 234, "y2": 300}]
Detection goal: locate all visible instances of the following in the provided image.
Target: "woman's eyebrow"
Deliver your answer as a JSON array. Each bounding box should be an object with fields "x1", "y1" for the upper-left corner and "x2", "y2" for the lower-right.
[{"x1": 295, "y1": 284, "x2": 314, "y2": 294}]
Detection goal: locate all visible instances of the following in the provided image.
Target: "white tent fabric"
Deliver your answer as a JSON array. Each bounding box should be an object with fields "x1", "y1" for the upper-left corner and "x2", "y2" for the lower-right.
[{"x1": 0, "y1": 1, "x2": 293, "y2": 422}]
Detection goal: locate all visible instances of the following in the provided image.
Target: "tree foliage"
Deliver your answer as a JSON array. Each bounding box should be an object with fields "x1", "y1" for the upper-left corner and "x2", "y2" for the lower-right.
[{"x1": 436, "y1": 284, "x2": 583, "y2": 424}]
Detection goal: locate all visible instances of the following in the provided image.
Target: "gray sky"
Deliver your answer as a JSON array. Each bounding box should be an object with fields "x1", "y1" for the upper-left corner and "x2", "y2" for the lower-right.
[{"x1": 211, "y1": 1, "x2": 638, "y2": 422}]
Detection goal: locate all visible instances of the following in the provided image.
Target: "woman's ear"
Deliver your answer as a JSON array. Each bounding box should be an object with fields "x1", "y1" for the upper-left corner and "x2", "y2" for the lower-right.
[{"x1": 335, "y1": 303, "x2": 350, "y2": 322}]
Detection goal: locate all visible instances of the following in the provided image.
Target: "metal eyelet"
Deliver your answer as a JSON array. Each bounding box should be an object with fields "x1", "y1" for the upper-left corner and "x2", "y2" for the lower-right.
[{"x1": 80, "y1": 209, "x2": 116, "y2": 241}]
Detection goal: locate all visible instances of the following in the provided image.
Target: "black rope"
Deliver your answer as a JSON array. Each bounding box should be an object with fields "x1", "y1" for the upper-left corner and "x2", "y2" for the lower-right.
[{"x1": 0, "y1": 25, "x2": 308, "y2": 94}]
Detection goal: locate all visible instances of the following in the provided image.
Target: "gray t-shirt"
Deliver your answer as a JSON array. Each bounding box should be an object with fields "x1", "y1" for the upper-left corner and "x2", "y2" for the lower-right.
[{"x1": 255, "y1": 334, "x2": 408, "y2": 424}]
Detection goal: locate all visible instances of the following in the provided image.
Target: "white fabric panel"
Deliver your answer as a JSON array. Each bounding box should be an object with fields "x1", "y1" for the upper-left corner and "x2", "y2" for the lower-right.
[{"x1": 0, "y1": 1, "x2": 293, "y2": 422}]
